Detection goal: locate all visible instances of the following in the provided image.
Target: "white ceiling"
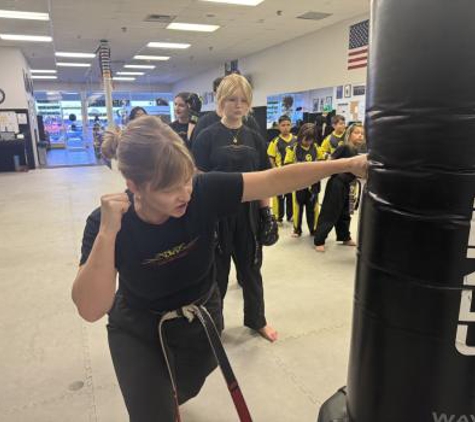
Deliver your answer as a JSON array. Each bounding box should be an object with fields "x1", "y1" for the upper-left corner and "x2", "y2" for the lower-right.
[{"x1": 0, "y1": 0, "x2": 370, "y2": 86}]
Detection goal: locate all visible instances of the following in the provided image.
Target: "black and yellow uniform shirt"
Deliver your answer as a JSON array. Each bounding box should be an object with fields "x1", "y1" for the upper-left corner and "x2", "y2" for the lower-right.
[
  {"x1": 267, "y1": 134, "x2": 297, "y2": 167},
  {"x1": 284, "y1": 143, "x2": 324, "y2": 165},
  {"x1": 321, "y1": 131, "x2": 345, "y2": 156},
  {"x1": 79, "y1": 172, "x2": 243, "y2": 312},
  {"x1": 192, "y1": 122, "x2": 270, "y2": 173},
  {"x1": 285, "y1": 143, "x2": 324, "y2": 193}
]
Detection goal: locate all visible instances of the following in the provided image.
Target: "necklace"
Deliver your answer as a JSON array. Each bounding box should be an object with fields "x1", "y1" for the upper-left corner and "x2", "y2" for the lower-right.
[
  {"x1": 230, "y1": 126, "x2": 242, "y2": 144},
  {"x1": 222, "y1": 118, "x2": 243, "y2": 144}
]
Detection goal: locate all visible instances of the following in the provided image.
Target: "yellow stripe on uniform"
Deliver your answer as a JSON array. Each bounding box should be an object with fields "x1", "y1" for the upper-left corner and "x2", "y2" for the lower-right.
[{"x1": 292, "y1": 191, "x2": 300, "y2": 232}]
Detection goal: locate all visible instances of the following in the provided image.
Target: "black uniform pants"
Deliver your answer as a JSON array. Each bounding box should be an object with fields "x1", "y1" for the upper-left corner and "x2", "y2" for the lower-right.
[
  {"x1": 107, "y1": 286, "x2": 222, "y2": 422},
  {"x1": 293, "y1": 189, "x2": 319, "y2": 235},
  {"x1": 314, "y1": 177, "x2": 352, "y2": 246},
  {"x1": 277, "y1": 193, "x2": 293, "y2": 221},
  {"x1": 215, "y1": 205, "x2": 267, "y2": 330}
]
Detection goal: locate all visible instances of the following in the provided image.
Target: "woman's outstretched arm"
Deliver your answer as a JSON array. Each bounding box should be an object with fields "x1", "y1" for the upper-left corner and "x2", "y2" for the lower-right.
[{"x1": 242, "y1": 155, "x2": 367, "y2": 203}]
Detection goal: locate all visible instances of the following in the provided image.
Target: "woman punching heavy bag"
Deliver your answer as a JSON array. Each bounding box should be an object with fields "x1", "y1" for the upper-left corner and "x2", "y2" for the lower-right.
[{"x1": 319, "y1": 1, "x2": 475, "y2": 421}]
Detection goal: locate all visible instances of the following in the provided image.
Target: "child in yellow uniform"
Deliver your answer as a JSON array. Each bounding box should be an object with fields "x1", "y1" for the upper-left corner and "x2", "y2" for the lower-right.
[
  {"x1": 284, "y1": 123, "x2": 325, "y2": 237},
  {"x1": 320, "y1": 115, "x2": 346, "y2": 158},
  {"x1": 267, "y1": 115, "x2": 297, "y2": 222}
]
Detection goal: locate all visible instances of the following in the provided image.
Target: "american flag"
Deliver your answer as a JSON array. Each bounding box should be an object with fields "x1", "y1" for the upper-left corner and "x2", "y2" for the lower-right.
[{"x1": 348, "y1": 20, "x2": 369, "y2": 70}]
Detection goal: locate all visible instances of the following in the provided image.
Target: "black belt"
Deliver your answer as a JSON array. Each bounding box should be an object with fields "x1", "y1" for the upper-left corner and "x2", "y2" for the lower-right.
[{"x1": 157, "y1": 300, "x2": 253, "y2": 422}]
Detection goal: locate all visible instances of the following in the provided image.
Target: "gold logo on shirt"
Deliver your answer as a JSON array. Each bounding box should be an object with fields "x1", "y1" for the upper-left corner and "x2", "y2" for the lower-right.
[{"x1": 143, "y1": 238, "x2": 199, "y2": 266}]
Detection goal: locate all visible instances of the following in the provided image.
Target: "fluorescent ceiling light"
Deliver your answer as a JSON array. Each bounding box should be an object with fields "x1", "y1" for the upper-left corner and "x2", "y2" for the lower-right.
[
  {"x1": 0, "y1": 34, "x2": 52, "y2": 42},
  {"x1": 124, "y1": 64, "x2": 156, "y2": 69},
  {"x1": 116, "y1": 71, "x2": 145, "y2": 76},
  {"x1": 113, "y1": 77, "x2": 136, "y2": 81},
  {"x1": 55, "y1": 52, "x2": 95, "y2": 58},
  {"x1": 31, "y1": 69, "x2": 57, "y2": 74},
  {"x1": 57, "y1": 62, "x2": 91, "y2": 67},
  {"x1": 31, "y1": 75, "x2": 57, "y2": 80},
  {"x1": 134, "y1": 55, "x2": 170, "y2": 61},
  {"x1": 147, "y1": 42, "x2": 191, "y2": 49},
  {"x1": 201, "y1": 0, "x2": 264, "y2": 5},
  {"x1": 0, "y1": 10, "x2": 50, "y2": 21},
  {"x1": 167, "y1": 23, "x2": 220, "y2": 32}
]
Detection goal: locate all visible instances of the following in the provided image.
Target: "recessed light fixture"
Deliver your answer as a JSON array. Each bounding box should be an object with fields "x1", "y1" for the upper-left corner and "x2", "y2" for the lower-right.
[
  {"x1": 116, "y1": 71, "x2": 145, "y2": 76},
  {"x1": 113, "y1": 77, "x2": 136, "y2": 81},
  {"x1": 55, "y1": 52, "x2": 95, "y2": 58},
  {"x1": 201, "y1": 0, "x2": 264, "y2": 5},
  {"x1": 124, "y1": 64, "x2": 156, "y2": 69},
  {"x1": 31, "y1": 69, "x2": 57, "y2": 74},
  {"x1": 31, "y1": 75, "x2": 57, "y2": 80},
  {"x1": 0, "y1": 10, "x2": 50, "y2": 21},
  {"x1": 167, "y1": 23, "x2": 220, "y2": 32},
  {"x1": 134, "y1": 55, "x2": 170, "y2": 61},
  {"x1": 0, "y1": 34, "x2": 52, "y2": 42},
  {"x1": 147, "y1": 42, "x2": 191, "y2": 49},
  {"x1": 56, "y1": 62, "x2": 91, "y2": 67}
]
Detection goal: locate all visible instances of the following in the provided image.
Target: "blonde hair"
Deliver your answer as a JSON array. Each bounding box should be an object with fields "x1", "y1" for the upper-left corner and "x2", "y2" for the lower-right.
[
  {"x1": 102, "y1": 116, "x2": 195, "y2": 190},
  {"x1": 216, "y1": 74, "x2": 253, "y2": 115},
  {"x1": 344, "y1": 122, "x2": 365, "y2": 145}
]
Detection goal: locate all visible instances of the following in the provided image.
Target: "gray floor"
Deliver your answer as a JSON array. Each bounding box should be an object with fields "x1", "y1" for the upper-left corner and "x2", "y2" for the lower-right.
[
  {"x1": 0, "y1": 166, "x2": 360, "y2": 422},
  {"x1": 46, "y1": 148, "x2": 99, "y2": 168}
]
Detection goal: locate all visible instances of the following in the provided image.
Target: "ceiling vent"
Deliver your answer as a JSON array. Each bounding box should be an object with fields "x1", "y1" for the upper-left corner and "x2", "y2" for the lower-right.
[
  {"x1": 144, "y1": 14, "x2": 176, "y2": 24},
  {"x1": 297, "y1": 11, "x2": 332, "y2": 21}
]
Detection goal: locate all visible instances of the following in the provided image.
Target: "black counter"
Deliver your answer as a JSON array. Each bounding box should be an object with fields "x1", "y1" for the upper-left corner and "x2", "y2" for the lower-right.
[{"x1": 0, "y1": 140, "x2": 27, "y2": 172}]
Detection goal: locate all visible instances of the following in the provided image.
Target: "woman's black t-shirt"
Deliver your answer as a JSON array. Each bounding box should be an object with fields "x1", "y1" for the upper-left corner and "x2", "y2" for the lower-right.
[
  {"x1": 79, "y1": 172, "x2": 243, "y2": 311},
  {"x1": 169, "y1": 120, "x2": 189, "y2": 145}
]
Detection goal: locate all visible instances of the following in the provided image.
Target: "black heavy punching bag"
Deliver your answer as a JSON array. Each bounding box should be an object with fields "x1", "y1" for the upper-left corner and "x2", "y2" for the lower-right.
[{"x1": 319, "y1": 1, "x2": 475, "y2": 421}]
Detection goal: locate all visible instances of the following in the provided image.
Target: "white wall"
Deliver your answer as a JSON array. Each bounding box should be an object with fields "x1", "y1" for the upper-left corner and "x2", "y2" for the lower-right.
[
  {"x1": 0, "y1": 47, "x2": 40, "y2": 166},
  {"x1": 173, "y1": 14, "x2": 369, "y2": 108},
  {"x1": 0, "y1": 47, "x2": 31, "y2": 109}
]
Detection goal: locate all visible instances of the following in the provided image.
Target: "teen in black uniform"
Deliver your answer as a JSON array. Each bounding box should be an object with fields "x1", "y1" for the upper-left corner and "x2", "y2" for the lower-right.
[
  {"x1": 72, "y1": 115, "x2": 367, "y2": 421},
  {"x1": 191, "y1": 76, "x2": 262, "y2": 291},
  {"x1": 192, "y1": 74, "x2": 278, "y2": 342},
  {"x1": 267, "y1": 115, "x2": 297, "y2": 222},
  {"x1": 284, "y1": 123, "x2": 324, "y2": 237},
  {"x1": 169, "y1": 92, "x2": 201, "y2": 148},
  {"x1": 314, "y1": 123, "x2": 366, "y2": 252}
]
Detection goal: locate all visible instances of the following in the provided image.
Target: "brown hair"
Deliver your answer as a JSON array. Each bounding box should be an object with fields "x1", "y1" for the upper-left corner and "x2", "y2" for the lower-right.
[
  {"x1": 278, "y1": 115, "x2": 291, "y2": 124},
  {"x1": 331, "y1": 114, "x2": 346, "y2": 126},
  {"x1": 213, "y1": 77, "x2": 224, "y2": 93},
  {"x1": 296, "y1": 123, "x2": 317, "y2": 144},
  {"x1": 102, "y1": 116, "x2": 195, "y2": 190},
  {"x1": 175, "y1": 92, "x2": 190, "y2": 102},
  {"x1": 216, "y1": 74, "x2": 253, "y2": 116}
]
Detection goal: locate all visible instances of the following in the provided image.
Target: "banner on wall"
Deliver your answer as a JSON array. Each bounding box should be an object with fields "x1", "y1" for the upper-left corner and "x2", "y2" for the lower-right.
[
  {"x1": 266, "y1": 83, "x2": 366, "y2": 127},
  {"x1": 266, "y1": 93, "x2": 304, "y2": 127}
]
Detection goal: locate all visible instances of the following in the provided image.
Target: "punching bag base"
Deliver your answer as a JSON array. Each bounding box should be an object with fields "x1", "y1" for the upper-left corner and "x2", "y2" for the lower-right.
[{"x1": 317, "y1": 387, "x2": 349, "y2": 422}]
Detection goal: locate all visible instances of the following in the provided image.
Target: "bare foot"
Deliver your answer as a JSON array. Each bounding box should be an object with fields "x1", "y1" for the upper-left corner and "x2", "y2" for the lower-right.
[
  {"x1": 342, "y1": 240, "x2": 357, "y2": 246},
  {"x1": 257, "y1": 325, "x2": 278, "y2": 342},
  {"x1": 315, "y1": 245, "x2": 325, "y2": 252},
  {"x1": 291, "y1": 232, "x2": 301, "y2": 238}
]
